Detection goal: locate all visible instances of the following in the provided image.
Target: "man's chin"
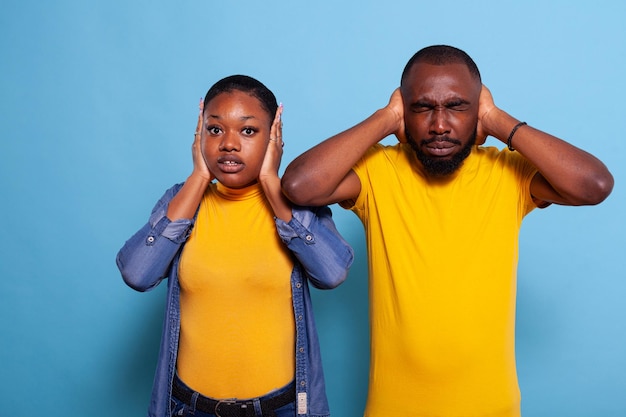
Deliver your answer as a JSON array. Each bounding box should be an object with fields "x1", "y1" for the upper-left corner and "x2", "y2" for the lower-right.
[
  {"x1": 406, "y1": 129, "x2": 477, "y2": 177},
  {"x1": 420, "y1": 159, "x2": 462, "y2": 176},
  {"x1": 414, "y1": 147, "x2": 473, "y2": 176}
]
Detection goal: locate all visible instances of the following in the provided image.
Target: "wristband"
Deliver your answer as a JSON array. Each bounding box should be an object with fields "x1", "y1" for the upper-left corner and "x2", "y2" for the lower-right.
[{"x1": 507, "y1": 121, "x2": 527, "y2": 151}]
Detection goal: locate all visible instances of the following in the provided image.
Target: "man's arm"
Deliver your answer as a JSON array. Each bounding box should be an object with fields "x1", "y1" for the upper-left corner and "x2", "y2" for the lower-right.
[
  {"x1": 478, "y1": 86, "x2": 614, "y2": 206},
  {"x1": 282, "y1": 90, "x2": 405, "y2": 206}
]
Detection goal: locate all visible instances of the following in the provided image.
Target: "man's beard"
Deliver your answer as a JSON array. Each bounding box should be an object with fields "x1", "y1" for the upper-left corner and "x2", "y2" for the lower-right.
[{"x1": 408, "y1": 129, "x2": 476, "y2": 177}]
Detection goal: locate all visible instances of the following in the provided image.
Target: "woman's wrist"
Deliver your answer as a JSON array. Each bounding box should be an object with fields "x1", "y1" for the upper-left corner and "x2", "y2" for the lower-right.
[{"x1": 188, "y1": 170, "x2": 213, "y2": 185}]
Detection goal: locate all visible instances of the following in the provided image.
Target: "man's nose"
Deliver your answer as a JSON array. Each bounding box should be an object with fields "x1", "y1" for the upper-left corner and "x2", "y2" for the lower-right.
[{"x1": 429, "y1": 109, "x2": 450, "y2": 136}]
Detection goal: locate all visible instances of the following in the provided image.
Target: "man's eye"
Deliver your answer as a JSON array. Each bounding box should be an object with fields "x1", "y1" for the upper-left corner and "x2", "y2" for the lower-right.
[
  {"x1": 411, "y1": 104, "x2": 433, "y2": 113},
  {"x1": 447, "y1": 101, "x2": 470, "y2": 111}
]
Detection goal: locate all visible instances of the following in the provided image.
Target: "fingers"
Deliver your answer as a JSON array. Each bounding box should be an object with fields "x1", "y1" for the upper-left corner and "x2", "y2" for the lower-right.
[
  {"x1": 195, "y1": 98, "x2": 204, "y2": 137},
  {"x1": 476, "y1": 84, "x2": 497, "y2": 144},
  {"x1": 269, "y1": 103, "x2": 284, "y2": 148},
  {"x1": 387, "y1": 89, "x2": 407, "y2": 143},
  {"x1": 260, "y1": 103, "x2": 285, "y2": 178},
  {"x1": 190, "y1": 98, "x2": 213, "y2": 181},
  {"x1": 193, "y1": 99, "x2": 203, "y2": 147}
]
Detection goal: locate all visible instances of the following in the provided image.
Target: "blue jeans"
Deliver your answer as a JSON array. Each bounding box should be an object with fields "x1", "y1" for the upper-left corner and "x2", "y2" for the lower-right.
[{"x1": 170, "y1": 376, "x2": 296, "y2": 417}]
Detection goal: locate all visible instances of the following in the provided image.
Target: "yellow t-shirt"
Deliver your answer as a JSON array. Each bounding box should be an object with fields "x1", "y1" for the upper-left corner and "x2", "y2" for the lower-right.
[
  {"x1": 177, "y1": 182, "x2": 295, "y2": 399},
  {"x1": 350, "y1": 144, "x2": 538, "y2": 417}
]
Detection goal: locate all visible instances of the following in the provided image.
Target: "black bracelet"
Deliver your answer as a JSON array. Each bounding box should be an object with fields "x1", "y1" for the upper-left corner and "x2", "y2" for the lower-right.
[{"x1": 507, "y1": 121, "x2": 527, "y2": 151}]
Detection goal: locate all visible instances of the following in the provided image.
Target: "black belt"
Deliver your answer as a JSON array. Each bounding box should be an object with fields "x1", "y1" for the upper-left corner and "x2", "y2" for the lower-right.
[{"x1": 172, "y1": 377, "x2": 295, "y2": 417}]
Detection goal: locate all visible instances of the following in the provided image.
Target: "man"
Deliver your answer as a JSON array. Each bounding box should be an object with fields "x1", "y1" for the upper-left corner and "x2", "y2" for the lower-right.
[{"x1": 281, "y1": 45, "x2": 613, "y2": 417}]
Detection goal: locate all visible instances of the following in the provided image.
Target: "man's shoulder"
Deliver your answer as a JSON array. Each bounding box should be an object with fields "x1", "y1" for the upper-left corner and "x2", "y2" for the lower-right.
[
  {"x1": 472, "y1": 145, "x2": 528, "y2": 166},
  {"x1": 363, "y1": 142, "x2": 411, "y2": 161}
]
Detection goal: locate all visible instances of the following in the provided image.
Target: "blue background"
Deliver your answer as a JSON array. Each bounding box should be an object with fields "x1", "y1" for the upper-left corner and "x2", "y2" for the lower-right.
[{"x1": 1, "y1": 1, "x2": 624, "y2": 416}]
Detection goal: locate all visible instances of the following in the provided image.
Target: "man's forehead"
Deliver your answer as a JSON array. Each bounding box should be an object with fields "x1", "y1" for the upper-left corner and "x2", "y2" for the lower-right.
[{"x1": 403, "y1": 63, "x2": 480, "y2": 99}]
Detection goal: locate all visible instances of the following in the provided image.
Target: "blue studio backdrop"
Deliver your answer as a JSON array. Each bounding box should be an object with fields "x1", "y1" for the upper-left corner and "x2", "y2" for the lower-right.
[{"x1": 1, "y1": 1, "x2": 624, "y2": 416}]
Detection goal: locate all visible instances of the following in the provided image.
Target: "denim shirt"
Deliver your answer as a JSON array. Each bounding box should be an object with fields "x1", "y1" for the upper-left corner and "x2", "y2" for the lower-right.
[{"x1": 116, "y1": 183, "x2": 354, "y2": 417}]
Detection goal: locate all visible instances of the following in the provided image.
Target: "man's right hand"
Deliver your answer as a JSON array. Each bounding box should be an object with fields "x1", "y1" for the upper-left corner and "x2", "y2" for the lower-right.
[{"x1": 385, "y1": 88, "x2": 407, "y2": 143}]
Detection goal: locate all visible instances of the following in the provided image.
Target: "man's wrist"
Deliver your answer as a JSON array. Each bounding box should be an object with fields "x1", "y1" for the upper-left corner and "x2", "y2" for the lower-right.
[
  {"x1": 482, "y1": 109, "x2": 519, "y2": 144},
  {"x1": 376, "y1": 107, "x2": 402, "y2": 138}
]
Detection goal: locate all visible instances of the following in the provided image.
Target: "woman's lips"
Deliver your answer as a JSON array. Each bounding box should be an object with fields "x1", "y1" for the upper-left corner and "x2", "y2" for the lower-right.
[{"x1": 217, "y1": 156, "x2": 244, "y2": 173}]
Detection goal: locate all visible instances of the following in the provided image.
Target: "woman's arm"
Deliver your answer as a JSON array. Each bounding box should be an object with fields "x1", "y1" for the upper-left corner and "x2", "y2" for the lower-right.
[
  {"x1": 276, "y1": 206, "x2": 354, "y2": 290},
  {"x1": 116, "y1": 184, "x2": 192, "y2": 292},
  {"x1": 118, "y1": 102, "x2": 210, "y2": 291}
]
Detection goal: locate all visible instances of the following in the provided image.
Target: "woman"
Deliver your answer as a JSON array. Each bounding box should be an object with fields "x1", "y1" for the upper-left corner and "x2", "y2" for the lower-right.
[{"x1": 116, "y1": 75, "x2": 353, "y2": 417}]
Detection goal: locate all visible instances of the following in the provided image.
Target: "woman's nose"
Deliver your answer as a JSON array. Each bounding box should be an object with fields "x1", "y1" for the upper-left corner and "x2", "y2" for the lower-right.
[{"x1": 219, "y1": 132, "x2": 240, "y2": 151}]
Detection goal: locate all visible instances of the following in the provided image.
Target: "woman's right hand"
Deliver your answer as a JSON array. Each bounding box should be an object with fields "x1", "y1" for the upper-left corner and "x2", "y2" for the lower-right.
[
  {"x1": 192, "y1": 99, "x2": 214, "y2": 181},
  {"x1": 166, "y1": 100, "x2": 213, "y2": 221}
]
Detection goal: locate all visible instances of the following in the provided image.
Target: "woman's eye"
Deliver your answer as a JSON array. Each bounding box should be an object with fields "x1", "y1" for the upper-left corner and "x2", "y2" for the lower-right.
[
  {"x1": 207, "y1": 126, "x2": 221, "y2": 135},
  {"x1": 242, "y1": 127, "x2": 256, "y2": 135}
]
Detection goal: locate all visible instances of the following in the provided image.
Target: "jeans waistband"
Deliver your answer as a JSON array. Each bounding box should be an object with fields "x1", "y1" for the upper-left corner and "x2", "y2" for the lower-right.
[{"x1": 172, "y1": 374, "x2": 295, "y2": 417}]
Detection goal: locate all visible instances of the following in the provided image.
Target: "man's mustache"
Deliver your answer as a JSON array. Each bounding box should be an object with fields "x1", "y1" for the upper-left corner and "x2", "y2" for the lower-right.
[{"x1": 420, "y1": 136, "x2": 462, "y2": 146}]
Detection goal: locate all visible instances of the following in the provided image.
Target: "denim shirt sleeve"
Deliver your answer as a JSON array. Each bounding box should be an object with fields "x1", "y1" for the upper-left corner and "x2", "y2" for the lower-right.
[
  {"x1": 116, "y1": 183, "x2": 194, "y2": 292},
  {"x1": 275, "y1": 205, "x2": 354, "y2": 289}
]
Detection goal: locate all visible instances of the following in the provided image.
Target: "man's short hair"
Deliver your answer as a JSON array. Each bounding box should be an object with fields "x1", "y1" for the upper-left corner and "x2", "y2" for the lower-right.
[{"x1": 401, "y1": 45, "x2": 481, "y2": 85}]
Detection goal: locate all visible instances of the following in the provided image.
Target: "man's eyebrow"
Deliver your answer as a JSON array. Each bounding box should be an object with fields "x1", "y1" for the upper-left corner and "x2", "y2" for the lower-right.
[
  {"x1": 410, "y1": 98, "x2": 471, "y2": 107},
  {"x1": 445, "y1": 98, "x2": 471, "y2": 106},
  {"x1": 410, "y1": 100, "x2": 435, "y2": 108}
]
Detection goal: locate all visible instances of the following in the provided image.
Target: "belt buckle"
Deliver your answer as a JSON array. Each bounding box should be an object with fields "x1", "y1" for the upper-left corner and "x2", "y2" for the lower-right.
[{"x1": 215, "y1": 398, "x2": 237, "y2": 417}]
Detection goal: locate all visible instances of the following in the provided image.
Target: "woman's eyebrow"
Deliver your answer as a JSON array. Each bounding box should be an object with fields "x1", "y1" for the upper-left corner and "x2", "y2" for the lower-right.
[{"x1": 205, "y1": 114, "x2": 257, "y2": 120}]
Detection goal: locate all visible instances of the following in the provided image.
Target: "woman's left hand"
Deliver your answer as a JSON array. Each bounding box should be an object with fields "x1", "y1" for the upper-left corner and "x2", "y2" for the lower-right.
[
  {"x1": 259, "y1": 103, "x2": 292, "y2": 221},
  {"x1": 259, "y1": 103, "x2": 284, "y2": 182}
]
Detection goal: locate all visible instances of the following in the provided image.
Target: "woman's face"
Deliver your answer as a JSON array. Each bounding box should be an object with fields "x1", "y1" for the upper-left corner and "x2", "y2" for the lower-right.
[{"x1": 201, "y1": 90, "x2": 272, "y2": 188}]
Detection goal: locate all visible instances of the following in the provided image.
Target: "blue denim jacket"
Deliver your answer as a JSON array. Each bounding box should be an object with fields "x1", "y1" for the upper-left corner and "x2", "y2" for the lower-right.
[{"x1": 116, "y1": 183, "x2": 353, "y2": 417}]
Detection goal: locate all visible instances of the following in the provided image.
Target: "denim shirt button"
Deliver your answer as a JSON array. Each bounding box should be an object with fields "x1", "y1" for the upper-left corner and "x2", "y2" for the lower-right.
[
  {"x1": 296, "y1": 282, "x2": 302, "y2": 288},
  {"x1": 299, "y1": 347, "x2": 305, "y2": 353},
  {"x1": 298, "y1": 315, "x2": 303, "y2": 321},
  {"x1": 305, "y1": 235, "x2": 313, "y2": 241},
  {"x1": 147, "y1": 236, "x2": 155, "y2": 243},
  {"x1": 300, "y1": 380, "x2": 306, "y2": 387}
]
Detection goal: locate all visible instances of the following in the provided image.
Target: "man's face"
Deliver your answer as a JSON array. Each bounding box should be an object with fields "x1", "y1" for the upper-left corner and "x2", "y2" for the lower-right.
[{"x1": 401, "y1": 62, "x2": 481, "y2": 176}]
